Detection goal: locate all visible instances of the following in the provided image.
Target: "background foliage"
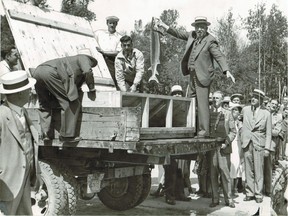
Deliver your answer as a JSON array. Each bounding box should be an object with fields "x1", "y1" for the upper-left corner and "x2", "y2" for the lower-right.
[{"x1": 1, "y1": 1, "x2": 287, "y2": 101}]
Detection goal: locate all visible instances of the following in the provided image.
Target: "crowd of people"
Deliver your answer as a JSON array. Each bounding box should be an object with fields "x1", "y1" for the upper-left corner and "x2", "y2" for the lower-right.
[
  {"x1": 1, "y1": 11, "x2": 288, "y2": 214},
  {"x1": 150, "y1": 88, "x2": 288, "y2": 208}
]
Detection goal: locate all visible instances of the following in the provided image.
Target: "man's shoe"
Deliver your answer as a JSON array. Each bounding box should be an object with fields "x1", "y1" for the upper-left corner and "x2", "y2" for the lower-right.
[
  {"x1": 243, "y1": 196, "x2": 254, "y2": 201},
  {"x1": 59, "y1": 136, "x2": 82, "y2": 142},
  {"x1": 225, "y1": 202, "x2": 235, "y2": 208},
  {"x1": 166, "y1": 197, "x2": 176, "y2": 205},
  {"x1": 209, "y1": 202, "x2": 219, "y2": 208},
  {"x1": 255, "y1": 198, "x2": 263, "y2": 203}
]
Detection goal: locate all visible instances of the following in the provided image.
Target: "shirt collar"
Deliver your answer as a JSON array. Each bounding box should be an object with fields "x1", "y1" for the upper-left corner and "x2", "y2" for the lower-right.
[
  {"x1": 117, "y1": 49, "x2": 136, "y2": 60},
  {"x1": 7, "y1": 101, "x2": 23, "y2": 117}
]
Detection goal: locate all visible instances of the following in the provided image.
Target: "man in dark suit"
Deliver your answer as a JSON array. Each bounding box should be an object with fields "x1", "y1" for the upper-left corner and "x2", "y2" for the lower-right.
[
  {"x1": 156, "y1": 16, "x2": 235, "y2": 138},
  {"x1": 208, "y1": 101, "x2": 237, "y2": 208},
  {"x1": 241, "y1": 89, "x2": 272, "y2": 203},
  {"x1": 0, "y1": 70, "x2": 41, "y2": 215},
  {"x1": 33, "y1": 49, "x2": 97, "y2": 142}
]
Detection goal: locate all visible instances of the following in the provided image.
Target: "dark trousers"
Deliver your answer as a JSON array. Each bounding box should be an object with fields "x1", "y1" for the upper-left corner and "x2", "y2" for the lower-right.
[
  {"x1": 34, "y1": 65, "x2": 81, "y2": 137},
  {"x1": 209, "y1": 148, "x2": 232, "y2": 204},
  {"x1": 264, "y1": 152, "x2": 274, "y2": 194}
]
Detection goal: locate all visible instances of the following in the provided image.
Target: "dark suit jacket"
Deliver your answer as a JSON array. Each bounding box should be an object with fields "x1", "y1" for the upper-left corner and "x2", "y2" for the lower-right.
[
  {"x1": 39, "y1": 55, "x2": 95, "y2": 101},
  {"x1": 0, "y1": 104, "x2": 40, "y2": 201},
  {"x1": 167, "y1": 28, "x2": 229, "y2": 87},
  {"x1": 241, "y1": 105, "x2": 272, "y2": 151}
]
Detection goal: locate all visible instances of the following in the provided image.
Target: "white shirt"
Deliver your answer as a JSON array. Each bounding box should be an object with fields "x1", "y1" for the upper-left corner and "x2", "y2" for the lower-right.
[
  {"x1": 7, "y1": 101, "x2": 26, "y2": 130},
  {"x1": 94, "y1": 30, "x2": 122, "y2": 52}
]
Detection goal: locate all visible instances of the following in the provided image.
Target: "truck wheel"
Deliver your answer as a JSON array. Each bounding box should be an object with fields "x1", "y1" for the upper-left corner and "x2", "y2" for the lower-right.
[
  {"x1": 31, "y1": 161, "x2": 67, "y2": 215},
  {"x1": 57, "y1": 163, "x2": 79, "y2": 215},
  {"x1": 134, "y1": 173, "x2": 152, "y2": 206},
  {"x1": 97, "y1": 175, "x2": 143, "y2": 211}
]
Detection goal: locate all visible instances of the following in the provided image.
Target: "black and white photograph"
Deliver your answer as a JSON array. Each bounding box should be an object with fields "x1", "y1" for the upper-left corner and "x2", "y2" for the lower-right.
[{"x1": 0, "y1": 0, "x2": 288, "y2": 215}]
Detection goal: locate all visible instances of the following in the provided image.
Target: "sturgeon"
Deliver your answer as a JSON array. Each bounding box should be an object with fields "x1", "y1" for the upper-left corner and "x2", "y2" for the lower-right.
[{"x1": 148, "y1": 17, "x2": 161, "y2": 83}]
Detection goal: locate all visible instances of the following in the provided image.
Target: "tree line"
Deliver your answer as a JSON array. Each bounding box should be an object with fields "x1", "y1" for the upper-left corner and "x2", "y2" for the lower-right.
[{"x1": 1, "y1": 1, "x2": 287, "y2": 101}]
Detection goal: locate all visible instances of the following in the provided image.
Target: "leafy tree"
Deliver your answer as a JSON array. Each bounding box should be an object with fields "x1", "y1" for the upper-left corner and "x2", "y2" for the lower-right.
[
  {"x1": 131, "y1": 9, "x2": 188, "y2": 95},
  {"x1": 212, "y1": 9, "x2": 242, "y2": 95},
  {"x1": 61, "y1": 0, "x2": 96, "y2": 21},
  {"x1": 244, "y1": 3, "x2": 288, "y2": 99},
  {"x1": 1, "y1": 16, "x2": 15, "y2": 59}
]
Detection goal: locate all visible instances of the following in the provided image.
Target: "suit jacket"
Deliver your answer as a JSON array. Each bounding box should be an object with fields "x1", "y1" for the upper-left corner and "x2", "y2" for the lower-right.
[
  {"x1": 38, "y1": 55, "x2": 95, "y2": 101},
  {"x1": 241, "y1": 105, "x2": 272, "y2": 151},
  {"x1": 0, "y1": 104, "x2": 40, "y2": 201},
  {"x1": 167, "y1": 28, "x2": 229, "y2": 87},
  {"x1": 221, "y1": 109, "x2": 237, "y2": 154},
  {"x1": 270, "y1": 112, "x2": 283, "y2": 152}
]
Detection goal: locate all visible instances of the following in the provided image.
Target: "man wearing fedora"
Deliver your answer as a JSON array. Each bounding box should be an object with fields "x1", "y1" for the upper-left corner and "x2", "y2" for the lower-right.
[
  {"x1": 241, "y1": 89, "x2": 272, "y2": 203},
  {"x1": 156, "y1": 16, "x2": 235, "y2": 138},
  {"x1": 0, "y1": 70, "x2": 41, "y2": 215},
  {"x1": 94, "y1": 16, "x2": 122, "y2": 89},
  {"x1": 32, "y1": 49, "x2": 97, "y2": 142}
]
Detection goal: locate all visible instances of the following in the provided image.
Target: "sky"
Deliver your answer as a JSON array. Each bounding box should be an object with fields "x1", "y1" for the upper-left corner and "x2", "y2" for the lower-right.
[
  {"x1": 1, "y1": 0, "x2": 287, "y2": 35},
  {"x1": 86, "y1": 0, "x2": 288, "y2": 34}
]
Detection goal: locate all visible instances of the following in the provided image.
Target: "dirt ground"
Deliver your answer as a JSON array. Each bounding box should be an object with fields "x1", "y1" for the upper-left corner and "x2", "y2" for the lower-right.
[{"x1": 76, "y1": 164, "x2": 269, "y2": 216}]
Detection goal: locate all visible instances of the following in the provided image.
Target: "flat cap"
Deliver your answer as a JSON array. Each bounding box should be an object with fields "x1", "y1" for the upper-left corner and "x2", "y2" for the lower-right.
[{"x1": 106, "y1": 16, "x2": 119, "y2": 22}]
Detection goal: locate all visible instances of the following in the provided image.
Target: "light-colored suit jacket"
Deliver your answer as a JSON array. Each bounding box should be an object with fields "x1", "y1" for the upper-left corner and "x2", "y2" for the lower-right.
[
  {"x1": 241, "y1": 105, "x2": 272, "y2": 151},
  {"x1": 167, "y1": 28, "x2": 229, "y2": 87},
  {"x1": 0, "y1": 104, "x2": 40, "y2": 201}
]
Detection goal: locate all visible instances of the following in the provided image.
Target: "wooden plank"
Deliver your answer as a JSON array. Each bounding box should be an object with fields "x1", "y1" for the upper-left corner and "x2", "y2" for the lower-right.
[
  {"x1": 140, "y1": 127, "x2": 195, "y2": 140},
  {"x1": 2, "y1": 0, "x2": 115, "y2": 91},
  {"x1": 165, "y1": 99, "x2": 173, "y2": 128},
  {"x1": 141, "y1": 97, "x2": 149, "y2": 128},
  {"x1": 9, "y1": 10, "x2": 94, "y2": 37}
]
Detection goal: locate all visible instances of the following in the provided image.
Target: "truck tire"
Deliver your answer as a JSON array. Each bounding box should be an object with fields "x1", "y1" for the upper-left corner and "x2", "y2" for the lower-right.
[
  {"x1": 97, "y1": 175, "x2": 143, "y2": 211},
  {"x1": 57, "y1": 163, "x2": 79, "y2": 215},
  {"x1": 31, "y1": 161, "x2": 67, "y2": 215},
  {"x1": 134, "y1": 173, "x2": 152, "y2": 206}
]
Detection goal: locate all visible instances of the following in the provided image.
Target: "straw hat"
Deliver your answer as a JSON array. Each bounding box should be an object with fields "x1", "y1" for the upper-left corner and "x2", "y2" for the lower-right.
[
  {"x1": 191, "y1": 16, "x2": 211, "y2": 27},
  {"x1": 231, "y1": 93, "x2": 244, "y2": 101},
  {"x1": 252, "y1": 89, "x2": 265, "y2": 99},
  {"x1": 0, "y1": 70, "x2": 36, "y2": 94}
]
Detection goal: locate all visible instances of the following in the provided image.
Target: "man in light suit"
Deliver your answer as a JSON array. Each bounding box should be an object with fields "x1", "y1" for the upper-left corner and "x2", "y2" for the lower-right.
[
  {"x1": 241, "y1": 89, "x2": 272, "y2": 203},
  {"x1": 32, "y1": 49, "x2": 97, "y2": 142},
  {"x1": 156, "y1": 16, "x2": 235, "y2": 137},
  {"x1": 0, "y1": 70, "x2": 41, "y2": 215}
]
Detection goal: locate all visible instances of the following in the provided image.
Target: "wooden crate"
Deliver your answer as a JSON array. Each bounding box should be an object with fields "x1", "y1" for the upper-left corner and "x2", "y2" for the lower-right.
[{"x1": 27, "y1": 107, "x2": 141, "y2": 142}]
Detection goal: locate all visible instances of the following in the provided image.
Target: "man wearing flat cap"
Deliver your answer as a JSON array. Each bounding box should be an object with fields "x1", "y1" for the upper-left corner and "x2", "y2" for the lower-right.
[
  {"x1": 94, "y1": 15, "x2": 122, "y2": 89},
  {"x1": 241, "y1": 89, "x2": 272, "y2": 203},
  {"x1": 156, "y1": 16, "x2": 235, "y2": 138},
  {"x1": 0, "y1": 70, "x2": 41, "y2": 215}
]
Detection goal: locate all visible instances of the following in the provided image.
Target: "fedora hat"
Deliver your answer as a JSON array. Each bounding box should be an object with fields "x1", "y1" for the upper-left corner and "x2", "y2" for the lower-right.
[
  {"x1": 77, "y1": 48, "x2": 98, "y2": 67},
  {"x1": 252, "y1": 89, "x2": 265, "y2": 99},
  {"x1": 106, "y1": 16, "x2": 119, "y2": 22},
  {"x1": 0, "y1": 70, "x2": 36, "y2": 94},
  {"x1": 191, "y1": 16, "x2": 211, "y2": 27}
]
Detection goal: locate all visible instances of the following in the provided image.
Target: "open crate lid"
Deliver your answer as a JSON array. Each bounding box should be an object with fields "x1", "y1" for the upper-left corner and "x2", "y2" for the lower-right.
[{"x1": 1, "y1": 0, "x2": 116, "y2": 91}]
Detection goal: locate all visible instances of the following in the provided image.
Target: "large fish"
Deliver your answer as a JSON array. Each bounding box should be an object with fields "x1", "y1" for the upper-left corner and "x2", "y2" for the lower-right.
[{"x1": 148, "y1": 18, "x2": 161, "y2": 83}]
